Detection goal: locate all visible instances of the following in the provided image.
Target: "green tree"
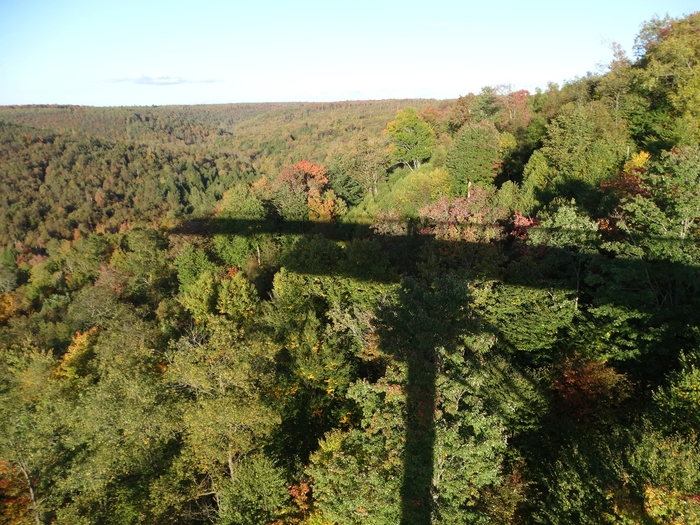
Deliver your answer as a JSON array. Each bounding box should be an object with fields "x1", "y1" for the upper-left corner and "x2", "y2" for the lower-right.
[
  {"x1": 0, "y1": 265, "x2": 16, "y2": 293},
  {"x1": 307, "y1": 373, "x2": 405, "y2": 525},
  {"x1": 597, "y1": 43, "x2": 634, "y2": 126},
  {"x1": 0, "y1": 349, "x2": 59, "y2": 525},
  {"x1": 633, "y1": 12, "x2": 700, "y2": 148},
  {"x1": 446, "y1": 122, "x2": 501, "y2": 195},
  {"x1": 386, "y1": 108, "x2": 436, "y2": 170},
  {"x1": 521, "y1": 102, "x2": 631, "y2": 212},
  {"x1": 332, "y1": 133, "x2": 390, "y2": 197},
  {"x1": 216, "y1": 455, "x2": 287, "y2": 525},
  {"x1": 174, "y1": 243, "x2": 219, "y2": 290},
  {"x1": 164, "y1": 319, "x2": 281, "y2": 524},
  {"x1": 52, "y1": 317, "x2": 177, "y2": 524},
  {"x1": 110, "y1": 229, "x2": 174, "y2": 303}
]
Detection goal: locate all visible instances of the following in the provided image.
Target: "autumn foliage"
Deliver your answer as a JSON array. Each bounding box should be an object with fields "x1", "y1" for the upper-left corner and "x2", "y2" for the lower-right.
[
  {"x1": 0, "y1": 462, "x2": 30, "y2": 525},
  {"x1": 419, "y1": 186, "x2": 506, "y2": 241},
  {"x1": 1, "y1": 12, "x2": 700, "y2": 523},
  {"x1": 600, "y1": 151, "x2": 651, "y2": 199},
  {"x1": 554, "y1": 355, "x2": 631, "y2": 421},
  {"x1": 275, "y1": 161, "x2": 329, "y2": 193}
]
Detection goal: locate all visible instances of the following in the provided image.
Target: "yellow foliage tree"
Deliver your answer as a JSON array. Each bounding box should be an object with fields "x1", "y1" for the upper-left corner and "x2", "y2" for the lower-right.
[{"x1": 55, "y1": 326, "x2": 100, "y2": 381}]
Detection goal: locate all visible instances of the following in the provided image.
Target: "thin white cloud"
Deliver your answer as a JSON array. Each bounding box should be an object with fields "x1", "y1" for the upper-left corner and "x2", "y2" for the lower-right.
[
  {"x1": 107, "y1": 74, "x2": 221, "y2": 86},
  {"x1": 135, "y1": 74, "x2": 184, "y2": 85}
]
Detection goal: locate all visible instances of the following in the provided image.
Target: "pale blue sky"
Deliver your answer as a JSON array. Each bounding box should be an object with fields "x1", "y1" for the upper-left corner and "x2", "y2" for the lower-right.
[{"x1": 0, "y1": 0, "x2": 697, "y2": 106}]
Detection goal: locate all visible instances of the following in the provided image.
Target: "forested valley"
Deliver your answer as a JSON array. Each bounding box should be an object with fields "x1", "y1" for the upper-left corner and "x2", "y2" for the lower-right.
[{"x1": 1, "y1": 12, "x2": 700, "y2": 525}]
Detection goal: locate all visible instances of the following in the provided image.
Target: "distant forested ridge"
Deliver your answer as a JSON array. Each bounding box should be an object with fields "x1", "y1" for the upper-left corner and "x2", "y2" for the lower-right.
[{"x1": 1, "y1": 13, "x2": 700, "y2": 525}]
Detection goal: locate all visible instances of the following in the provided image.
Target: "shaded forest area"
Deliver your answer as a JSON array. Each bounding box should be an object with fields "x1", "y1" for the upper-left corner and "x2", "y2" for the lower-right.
[{"x1": 1, "y1": 12, "x2": 700, "y2": 525}]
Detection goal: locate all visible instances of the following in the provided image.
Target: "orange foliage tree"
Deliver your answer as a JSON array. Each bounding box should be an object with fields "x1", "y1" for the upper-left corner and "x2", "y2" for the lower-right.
[{"x1": 0, "y1": 461, "x2": 30, "y2": 525}]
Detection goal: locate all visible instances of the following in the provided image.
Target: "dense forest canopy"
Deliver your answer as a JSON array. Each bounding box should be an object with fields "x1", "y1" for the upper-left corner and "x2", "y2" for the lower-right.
[{"x1": 1, "y1": 12, "x2": 700, "y2": 525}]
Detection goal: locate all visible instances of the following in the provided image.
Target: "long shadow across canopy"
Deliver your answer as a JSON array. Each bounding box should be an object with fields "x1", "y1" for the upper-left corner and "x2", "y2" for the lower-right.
[{"x1": 171, "y1": 215, "x2": 700, "y2": 524}]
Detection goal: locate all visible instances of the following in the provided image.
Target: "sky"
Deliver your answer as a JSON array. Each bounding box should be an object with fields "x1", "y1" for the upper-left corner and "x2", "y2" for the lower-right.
[{"x1": 0, "y1": 0, "x2": 697, "y2": 106}]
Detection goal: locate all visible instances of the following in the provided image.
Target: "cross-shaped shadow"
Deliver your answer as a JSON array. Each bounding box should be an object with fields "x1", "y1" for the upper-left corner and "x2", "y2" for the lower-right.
[{"x1": 171, "y1": 216, "x2": 699, "y2": 524}]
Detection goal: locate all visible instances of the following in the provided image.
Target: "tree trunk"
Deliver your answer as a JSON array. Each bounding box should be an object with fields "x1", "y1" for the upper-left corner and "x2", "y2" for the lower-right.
[{"x1": 17, "y1": 459, "x2": 41, "y2": 525}]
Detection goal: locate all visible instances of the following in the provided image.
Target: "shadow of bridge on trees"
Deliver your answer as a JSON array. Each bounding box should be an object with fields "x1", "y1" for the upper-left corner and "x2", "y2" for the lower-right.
[{"x1": 171, "y1": 216, "x2": 699, "y2": 524}]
